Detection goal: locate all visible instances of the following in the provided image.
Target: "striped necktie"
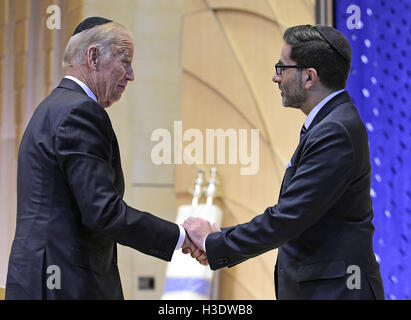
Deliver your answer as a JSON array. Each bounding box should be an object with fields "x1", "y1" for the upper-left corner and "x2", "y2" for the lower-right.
[{"x1": 300, "y1": 125, "x2": 307, "y2": 143}]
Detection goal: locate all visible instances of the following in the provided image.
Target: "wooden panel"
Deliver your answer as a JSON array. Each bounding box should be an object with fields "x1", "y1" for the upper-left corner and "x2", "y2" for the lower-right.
[
  {"x1": 219, "y1": 269, "x2": 254, "y2": 299},
  {"x1": 267, "y1": 0, "x2": 315, "y2": 28},
  {"x1": 12, "y1": 0, "x2": 30, "y2": 152},
  {"x1": 176, "y1": 73, "x2": 280, "y2": 296},
  {"x1": 67, "y1": 5, "x2": 83, "y2": 38},
  {"x1": 0, "y1": 91, "x2": 2, "y2": 125},
  {"x1": 41, "y1": 0, "x2": 55, "y2": 8},
  {"x1": 15, "y1": 87, "x2": 25, "y2": 150},
  {"x1": 176, "y1": 72, "x2": 283, "y2": 206},
  {"x1": 220, "y1": 252, "x2": 276, "y2": 299},
  {"x1": 182, "y1": 10, "x2": 269, "y2": 140},
  {"x1": 66, "y1": 0, "x2": 83, "y2": 12},
  {"x1": 44, "y1": 0, "x2": 84, "y2": 86},
  {"x1": 42, "y1": 0, "x2": 56, "y2": 95},
  {"x1": 0, "y1": 25, "x2": 5, "y2": 57},
  {"x1": 185, "y1": 0, "x2": 209, "y2": 14},
  {"x1": 43, "y1": 25, "x2": 55, "y2": 51},
  {"x1": 0, "y1": 59, "x2": 3, "y2": 89},
  {"x1": 14, "y1": 88, "x2": 24, "y2": 123},
  {"x1": 216, "y1": 10, "x2": 305, "y2": 163},
  {"x1": 218, "y1": 199, "x2": 276, "y2": 299},
  {"x1": 13, "y1": 19, "x2": 29, "y2": 55},
  {"x1": 13, "y1": 55, "x2": 27, "y2": 89},
  {"x1": 43, "y1": 49, "x2": 53, "y2": 88},
  {"x1": 0, "y1": 286, "x2": 4, "y2": 300},
  {"x1": 207, "y1": 0, "x2": 275, "y2": 21},
  {"x1": 0, "y1": 0, "x2": 7, "y2": 127},
  {"x1": 13, "y1": 0, "x2": 29, "y2": 147},
  {"x1": 12, "y1": 0, "x2": 30, "y2": 23},
  {"x1": 66, "y1": 0, "x2": 84, "y2": 29},
  {"x1": 0, "y1": 0, "x2": 8, "y2": 25}
]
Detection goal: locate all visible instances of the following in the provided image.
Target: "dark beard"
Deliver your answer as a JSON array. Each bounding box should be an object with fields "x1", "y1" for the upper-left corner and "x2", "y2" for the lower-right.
[{"x1": 282, "y1": 71, "x2": 306, "y2": 108}]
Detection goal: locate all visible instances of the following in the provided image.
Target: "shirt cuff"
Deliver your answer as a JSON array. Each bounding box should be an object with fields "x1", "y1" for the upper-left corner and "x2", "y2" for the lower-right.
[
  {"x1": 203, "y1": 236, "x2": 207, "y2": 253},
  {"x1": 175, "y1": 224, "x2": 186, "y2": 251}
]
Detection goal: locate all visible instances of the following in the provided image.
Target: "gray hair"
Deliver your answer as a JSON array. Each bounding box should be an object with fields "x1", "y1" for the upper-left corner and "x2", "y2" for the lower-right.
[{"x1": 62, "y1": 22, "x2": 133, "y2": 70}]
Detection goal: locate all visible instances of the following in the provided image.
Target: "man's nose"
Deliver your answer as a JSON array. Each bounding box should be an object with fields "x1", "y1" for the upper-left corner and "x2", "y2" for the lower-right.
[
  {"x1": 127, "y1": 65, "x2": 135, "y2": 81},
  {"x1": 272, "y1": 73, "x2": 281, "y2": 83}
]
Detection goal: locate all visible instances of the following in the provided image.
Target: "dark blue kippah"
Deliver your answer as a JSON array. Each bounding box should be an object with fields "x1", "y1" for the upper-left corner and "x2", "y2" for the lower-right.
[
  {"x1": 72, "y1": 17, "x2": 113, "y2": 36},
  {"x1": 314, "y1": 25, "x2": 351, "y2": 63}
]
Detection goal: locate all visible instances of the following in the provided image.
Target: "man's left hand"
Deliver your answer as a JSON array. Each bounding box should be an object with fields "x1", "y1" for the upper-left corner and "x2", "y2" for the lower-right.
[{"x1": 183, "y1": 217, "x2": 220, "y2": 251}]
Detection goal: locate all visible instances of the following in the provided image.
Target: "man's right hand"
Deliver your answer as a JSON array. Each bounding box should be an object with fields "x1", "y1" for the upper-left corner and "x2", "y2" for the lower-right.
[
  {"x1": 181, "y1": 225, "x2": 209, "y2": 266},
  {"x1": 183, "y1": 218, "x2": 221, "y2": 266}
]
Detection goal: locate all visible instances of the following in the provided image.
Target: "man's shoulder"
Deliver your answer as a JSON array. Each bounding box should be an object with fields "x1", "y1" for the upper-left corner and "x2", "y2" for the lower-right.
[
  {"x1": 51, "y1": 83, "x2": 100, "y2": 110},
  {"x1": 317, "y1": 102, "x2": 367, "y2": 146},
  {"x1": 39, "y1": 86, "x2": 106, "y2": 123},
  {"x1": 26, "y1": 88, "x2": 110, "y2": 143},
  {"x1": 329, "y1": 100, "x2": 364, "y2": 127}
]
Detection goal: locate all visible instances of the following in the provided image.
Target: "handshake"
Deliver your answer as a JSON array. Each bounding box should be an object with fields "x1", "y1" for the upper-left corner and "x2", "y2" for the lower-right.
[{"x1": 180, "y1": 217, "x2": 221, "y2": 267}]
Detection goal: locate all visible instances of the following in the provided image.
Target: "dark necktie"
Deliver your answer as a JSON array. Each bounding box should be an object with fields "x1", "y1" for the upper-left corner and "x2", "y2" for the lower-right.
[{"x1": 300, "y1": 125, "x2": 307, "y2": 143}]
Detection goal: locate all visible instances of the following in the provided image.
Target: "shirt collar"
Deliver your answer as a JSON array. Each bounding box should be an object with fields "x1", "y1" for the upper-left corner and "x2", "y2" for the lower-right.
[
  {"x1": 304, "y1": 89, "x2": 345, "y2": 130},
  {"x1": 64, "y1": 76, "x2": 98, "y2": 103}
]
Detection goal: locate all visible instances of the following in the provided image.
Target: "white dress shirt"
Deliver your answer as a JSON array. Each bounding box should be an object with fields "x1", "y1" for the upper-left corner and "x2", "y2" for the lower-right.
[{"x1": 64, "y1": 75, "x2": 186, "y2": 251}]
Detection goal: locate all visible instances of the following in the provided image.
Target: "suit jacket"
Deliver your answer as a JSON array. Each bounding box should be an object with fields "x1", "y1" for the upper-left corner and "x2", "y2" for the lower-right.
[
  {"x1": 205, "y1": 91, "x2": 385, "y2": 300},
  {"x1": 6, "y1": 78, "x2": 180, "y2": 299}
]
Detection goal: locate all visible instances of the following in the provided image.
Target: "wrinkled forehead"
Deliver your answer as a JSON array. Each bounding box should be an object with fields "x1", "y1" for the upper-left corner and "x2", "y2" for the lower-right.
[{"x1": 114, "y1": 33, "x2": 134, "y2": 58}]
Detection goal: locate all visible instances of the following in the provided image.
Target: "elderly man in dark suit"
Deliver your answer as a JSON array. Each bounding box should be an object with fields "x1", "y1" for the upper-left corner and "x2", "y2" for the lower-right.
[
  {"x1": 5, "y1": 17, "x2": 204, "y2": 300},
  {"x1": 184, "y1": 25, "x2": 385, "y2": 300}
]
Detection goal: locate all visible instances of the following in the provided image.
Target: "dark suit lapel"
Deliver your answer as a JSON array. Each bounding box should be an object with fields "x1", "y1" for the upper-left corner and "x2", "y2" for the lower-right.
[
  {"x1": 112, "y1": 133, "x2": 125, "y2": 197},
  {"x1": 306, "y1": 91, "x2": 352, "y2": 132}
]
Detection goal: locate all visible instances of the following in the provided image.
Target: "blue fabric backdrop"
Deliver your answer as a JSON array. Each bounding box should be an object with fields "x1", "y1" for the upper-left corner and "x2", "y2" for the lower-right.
[{"x1": 335, "y1": 0, "x2": 411, "y2": 300}]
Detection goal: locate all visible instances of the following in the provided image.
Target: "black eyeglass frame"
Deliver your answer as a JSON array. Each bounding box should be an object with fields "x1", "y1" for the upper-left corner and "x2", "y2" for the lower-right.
[{"x1": 275, "y1": 63, "x2": 310, "y2": 75}]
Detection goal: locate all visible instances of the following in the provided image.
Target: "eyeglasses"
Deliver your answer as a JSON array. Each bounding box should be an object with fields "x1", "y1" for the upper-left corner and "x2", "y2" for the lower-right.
[{"x1": 275, "y1": 63, "x2": 309, "y2": 75}]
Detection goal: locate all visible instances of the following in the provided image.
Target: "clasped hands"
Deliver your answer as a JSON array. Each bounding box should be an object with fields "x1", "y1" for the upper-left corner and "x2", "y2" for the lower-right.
[{"x1": 180, "y1": 217, "x2": 221, "y2": 266}]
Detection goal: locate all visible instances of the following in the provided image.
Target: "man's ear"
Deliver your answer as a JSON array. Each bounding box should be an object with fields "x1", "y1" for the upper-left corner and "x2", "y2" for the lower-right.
[
  {"x1": 86, "y1": 46, "x2": 99, "y2": 71},
  {"x1": 304, "y1": 68, "x2": 318, "y2": 90}
]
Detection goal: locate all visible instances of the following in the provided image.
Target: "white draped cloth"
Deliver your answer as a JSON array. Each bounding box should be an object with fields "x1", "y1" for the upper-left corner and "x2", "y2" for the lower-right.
[{"x1": 161, "y1": 204, "x2": 222, "y2": 300}]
